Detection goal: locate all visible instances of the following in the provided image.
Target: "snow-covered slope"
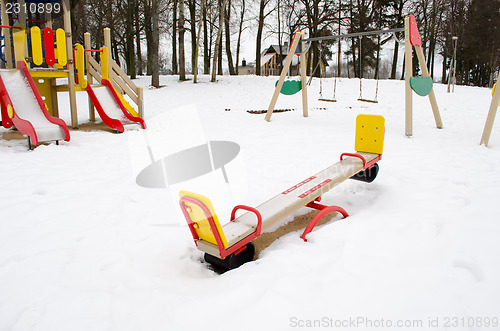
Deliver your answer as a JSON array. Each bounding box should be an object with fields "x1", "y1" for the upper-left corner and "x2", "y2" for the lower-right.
[{"x1": 0, "y1": 75, "x2": 499, "y2": 331}]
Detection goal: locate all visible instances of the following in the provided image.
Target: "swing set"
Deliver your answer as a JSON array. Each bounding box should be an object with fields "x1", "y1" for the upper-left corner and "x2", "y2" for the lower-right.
[
  {"x1": 265, "y1": 15, "x2": 443, "y2": 137},
  {"x1": 314, "y1": 30, "x2": 400, "y2": 104}
]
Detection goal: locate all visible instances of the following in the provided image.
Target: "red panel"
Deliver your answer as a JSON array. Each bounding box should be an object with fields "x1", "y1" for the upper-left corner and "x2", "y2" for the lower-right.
[
  {"x1": 85, "y1": 84, "x2": 125, "y2": 133},
  {"x1": 43, "y1": 28, "x2": 55, "y2": 65},
  {"x1": 283, "y1": 176, "x2": 316, "y2": 194},
  {"x1": 101, "y1": 79, "x2": 146, "y2": 129},
  {"x1": 298, "y1": 179, "x2": 332, "y2": 198},
  {"x1": 0, "y1": 75, "x2": 14, "y2": 128},
  {"x1": 408, "y1": 15, "x2": 422, "y2": 47}
]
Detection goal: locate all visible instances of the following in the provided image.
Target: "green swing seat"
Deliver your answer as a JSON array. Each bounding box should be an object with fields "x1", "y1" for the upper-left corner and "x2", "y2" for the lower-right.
[
  {"x1": 410, "y1": 76, "x2": 433, "y2": 96},
  {"x1": 276, "y1": 80, "x2": 302, "y2": 95}
]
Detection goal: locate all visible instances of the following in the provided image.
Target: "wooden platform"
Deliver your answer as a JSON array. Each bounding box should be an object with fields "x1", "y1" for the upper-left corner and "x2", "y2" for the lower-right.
[{"x1": 196, "y1": 152, "x2": 380, "y2": 257}]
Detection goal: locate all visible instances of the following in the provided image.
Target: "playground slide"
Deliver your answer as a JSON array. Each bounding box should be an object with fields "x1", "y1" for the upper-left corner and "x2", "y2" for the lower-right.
[
  {"x1": 0, "y1": 61, "x2": 70, "y2": 146},
  {"x1": 85, "y1": 79, "x2": 146, "y2": 133}
]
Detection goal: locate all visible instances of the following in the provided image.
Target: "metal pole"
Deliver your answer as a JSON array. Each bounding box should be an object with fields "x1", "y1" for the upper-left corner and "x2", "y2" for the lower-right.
[
  {"x1": 304, "y1": 28, "x2": 405, "y2": 43},
  {"x1": 447, "y1": 36, "x2": 458, "y2": 93}
]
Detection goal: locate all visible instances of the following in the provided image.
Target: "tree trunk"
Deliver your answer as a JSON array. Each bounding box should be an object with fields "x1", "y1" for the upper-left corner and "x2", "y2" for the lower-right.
[
  {"x1": 337, "y1": 0, "x2": 342, "y2": 77},
  {"x1": 390, "y1": 40, "x2": 399, "y2": 79},
  {"x1": 225, "y1": 0, "x2": 236, "y2": 75},
  {"x1": 188, "y1": 0, "x2": 197, "y2": 74},
  {"x1": 144, "y1": 0, "x2": 153, "y2": 75},
  {"x1": 203, "y1": 2, "x2": 210, "y2": 74},
  {"x1": 374, "y1": 36, "x2": 381, "y2": 79},
  {"x1": 211, "y1": 0, "x2": 227, "y2": 81},
  {"x1": 217, "y1": 31, "x2": 223, "y2": 75},
  {"x1": 135, "y1": 0, "x2": 143, "y2": 76},
  {"x1": 217, "y1": 0, "x2": 224, "y2": 76},
  {"x1": 400, "y1": 55, "x2": 405, "y2": 80},
  {"x1": 172, "y1": 0, "x2": 178, "y2": 75},
  {"x1": 441, "y1": 54, "x2": 447, "y2": 84},
  {"x1": 179, "y1": 0, "x2": 187, "y2": 80},
  {"x1": 126, "y1": 0, "x2": 136, "y2": 78},
  {"x1": 235, "y1": 0, "x2": 245, "y2": 74},
  {"x1": 255, "y1": 0, "x2": 267, "y2": 76},
  {"x1": 193, "y1": 0, "x2": 205, "y2": 82},
  {"x1": 151, "y1": 0, "x2": 160, "y2": 87}
]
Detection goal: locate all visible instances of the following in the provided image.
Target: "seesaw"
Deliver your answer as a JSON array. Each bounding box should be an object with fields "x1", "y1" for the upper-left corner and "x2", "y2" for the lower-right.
[{"x1": 179, "y1": 114, "x2": 385, "y2": 271}]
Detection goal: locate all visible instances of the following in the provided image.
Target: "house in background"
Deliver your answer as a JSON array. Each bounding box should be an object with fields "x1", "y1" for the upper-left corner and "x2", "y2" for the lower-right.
[
  {"x1": 259, "y1": 43, "x2": 329, "y2": 77},
  {"x1": 238, "y1": 59, "x2": 255, "y2": 75}
]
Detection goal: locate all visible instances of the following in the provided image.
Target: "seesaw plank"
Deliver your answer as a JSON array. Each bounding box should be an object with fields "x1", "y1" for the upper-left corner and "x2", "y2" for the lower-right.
[{"x1": 196, "y1": 152, "x2": 380, "y2": 255}]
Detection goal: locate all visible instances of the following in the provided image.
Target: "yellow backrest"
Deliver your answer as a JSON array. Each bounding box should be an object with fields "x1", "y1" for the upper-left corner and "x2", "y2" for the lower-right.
[
  {"x1": 55, "y1": 28, "x2": 67, "y2": 67},
  {"x1": 179, "y1": 191, "x2": 229, "y2": 248},
  {"x1": 31, "y1": 26, "x2": 43, "y2": 66},
  {"x1": 13, "y1": 24, "x2": 26, "y2": 65},
  {"x1": 355, "y1": 114, "x2": 385, "y2": 155}
]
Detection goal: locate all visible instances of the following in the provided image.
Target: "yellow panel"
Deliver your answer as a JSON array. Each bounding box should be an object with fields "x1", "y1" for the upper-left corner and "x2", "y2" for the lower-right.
[
  {"x1": 34, "y1": 77, "x2": 56, "y2": 116},
  {"x1": 74, "y1": 44, "x2": 87, "y2": 88},
  {"x1": 30, "y1": 70, "x2": 69, "y2": 78},
  {"x1": 12, "y1": 24, "x2": 26, "y2": 65},
  {"x1": 30, "y1": 26, "x2": 43, "y2": 66},
  {"x1": 7, "y1": 104, "x2": 14, "y2": 118},
  {"x1": 115, "y1": 88, "x2": 139, "y2": 117},
  {"x1": 355, "y1": 114, "x2": 385, "y2": 155},
  {"x1": 56, "y1": 85, "x2": 86, "y2": 92},
  {"x1": 100, "y1": 46, "x2": 109, "y2": 80},
  {"x1": 56, "y1": 29, "x2": 67, "y2": 67},
  {"x1": 179, "y1": 191, "x2": 229, "y2": 248}
]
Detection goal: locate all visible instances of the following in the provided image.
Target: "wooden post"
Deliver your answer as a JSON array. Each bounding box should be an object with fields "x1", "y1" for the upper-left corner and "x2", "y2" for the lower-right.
[
  {"x1": 50, "y1": 77, "x2": 59, "y2": 117},
  {"x1": 17, "y1": 0, "x2": 26, "y2": 25},
  {"x1": 138, "y1": 86, "x2": 144, "y2": 118},
  {"x1": 17, "y1": 0, "x2": 30, "y2": 66},
  {"x1": 300, "y1": 40, "x2": 308, "y2": 118},
  {"x1": 84, "y1": 32, "x2": 95, "y2": 121},
  {"x1": 104, "y1": 28, "x2": 112, "y2": 79},
  {"x1": 63, "y1": 0, "x2": 78, "y2": 128},
  {"x1": 265, "y1": 32, "x2": 303, "y2": 122},
  {"x1": 18, "y1": 0, "x2": 28, "y2": 51},
  {"x1": 404, "y1": 17, "x2": 413, "y2": 137},
  {"x1": 480, "y1": 80, "x2": 500, "y2": 146},
  {"x1": 414, "y1": 45, "x2": 443, "y2": 129},
  {"x1": 45, "y1": 12, "x2": 52, "y2": 29},
  {"x1": 1, "y1": 1, "x2": 13, "y2": 68}
]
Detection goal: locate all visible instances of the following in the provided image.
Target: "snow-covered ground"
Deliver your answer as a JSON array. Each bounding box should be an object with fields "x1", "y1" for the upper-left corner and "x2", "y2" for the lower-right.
[{"x1": 1, "y1": 75, "x2": 499, "y2": 331}]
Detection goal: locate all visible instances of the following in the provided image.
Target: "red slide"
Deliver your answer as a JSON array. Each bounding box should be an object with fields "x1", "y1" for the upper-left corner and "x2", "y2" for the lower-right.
[
  {"x1": 85, "y1": 79, "x2": 146, "y2": 133},
  {"x1": 0, "y1": 61, "x2": 70, "y2": 147}
]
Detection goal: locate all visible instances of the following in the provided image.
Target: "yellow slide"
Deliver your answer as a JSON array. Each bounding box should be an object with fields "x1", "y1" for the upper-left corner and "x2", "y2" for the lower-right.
[{"x1": 114, "y1": 89, "x2": 139, "y2": 117}]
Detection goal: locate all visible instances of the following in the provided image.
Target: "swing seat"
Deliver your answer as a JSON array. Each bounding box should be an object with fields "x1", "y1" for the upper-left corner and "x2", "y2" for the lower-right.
[
  {"x1": 276, "y1": 80, "x2": 302, "y2": 95},
  {"x1": 358, "y1": 98, "x2": 378, "y2": 104},
  {"x1": 410, "y1": 76, "x2": 433, "y2": 96}
]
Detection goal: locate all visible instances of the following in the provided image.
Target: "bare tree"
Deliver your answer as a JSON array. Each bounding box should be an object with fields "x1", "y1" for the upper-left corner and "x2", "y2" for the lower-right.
[
  {"x1": 225, "y1": 0, "x2": 236, "y2": 75},
  {"x1": 172, "y1": 0, "x2": 179, "y2": 74},
  {"x1": 255, "y1": 0, "x2": 274, "y2": 76},
  {"x1": 235, "y1": 0, "x2": 246, "y2": 74},
  {"x1": 211, "y1": 0, "x2": 228, "y2": 81},
  {"x1": 151, "y1": 0, "x2": 160, "y2": 87},
  {"x1": 179, "y1": 0, "x2": 187, "y2": 80}
]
